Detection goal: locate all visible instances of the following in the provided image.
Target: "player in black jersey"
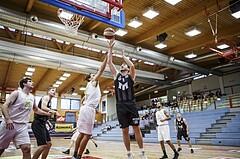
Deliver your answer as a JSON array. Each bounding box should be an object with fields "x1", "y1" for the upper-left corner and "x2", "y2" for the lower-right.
[
  {"x1": 174, "y1": 112, "x2": 194, "y2": 153},
  {"x1": 107, "y1": 41, "x2": 147, "y2": 159},
  {"x1": 31, "y1": 87, "x2": 60, "y2": 159}
]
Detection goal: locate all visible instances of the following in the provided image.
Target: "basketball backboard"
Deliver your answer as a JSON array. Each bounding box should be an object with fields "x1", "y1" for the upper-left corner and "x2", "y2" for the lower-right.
[{"x1": 41, "y1": 0, "x2": 125, "y2": 28}]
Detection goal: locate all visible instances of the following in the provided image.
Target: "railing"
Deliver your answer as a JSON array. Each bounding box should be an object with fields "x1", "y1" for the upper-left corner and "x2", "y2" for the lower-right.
[
  {"x1": 178, "y1": 97, "x2": 216, "y2": 112},
  {"x1": 229, "y1": 94, "x2": 240, "y2": 108}
]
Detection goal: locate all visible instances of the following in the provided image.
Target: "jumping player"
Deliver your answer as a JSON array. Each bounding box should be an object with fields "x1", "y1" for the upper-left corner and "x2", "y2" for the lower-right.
[
  {"x1": 107, "y1": 45, "x2": 147, "y2": 159},
  {"x1": 71, "y1": 39, "x2": 112, "y2": 159}
]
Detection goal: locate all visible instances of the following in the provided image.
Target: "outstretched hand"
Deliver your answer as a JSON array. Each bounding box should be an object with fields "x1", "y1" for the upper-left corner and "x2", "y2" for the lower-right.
[
  {"x1": 107, "y1": 39, "x2": 115, "y2": 51},
  {"x1": 121, "y1": 48, "x2": 126, "y2": 57}
]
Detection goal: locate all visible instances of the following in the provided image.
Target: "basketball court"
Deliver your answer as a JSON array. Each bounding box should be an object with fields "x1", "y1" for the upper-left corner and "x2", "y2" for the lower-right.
[
  {"x1": 0, "y1": 0, "x2": 240, "y2": 159},
  {"x1": 1, "y1": 137, "x2": 240, "y2": 159}
]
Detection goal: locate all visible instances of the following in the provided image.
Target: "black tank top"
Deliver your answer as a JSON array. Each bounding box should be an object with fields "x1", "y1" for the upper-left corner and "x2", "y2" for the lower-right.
[
  {"x1": 34, "y1": 97, "x2": 51, "y2": 122},
  {"x1": 176, "y1": 118, "x2": 187, "y2": 132},
  {"x1": 114, "y1": 73, "x2": 135, "y2": 102}
]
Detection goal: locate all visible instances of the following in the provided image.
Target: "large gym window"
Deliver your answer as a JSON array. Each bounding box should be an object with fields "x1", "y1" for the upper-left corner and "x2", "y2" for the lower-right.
[{"x1": 60, "y1": 98, "x2": 80, "y2": 110}]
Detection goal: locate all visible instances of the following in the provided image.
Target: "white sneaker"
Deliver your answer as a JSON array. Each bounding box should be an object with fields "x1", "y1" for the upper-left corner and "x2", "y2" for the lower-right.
[
  {"x1": 127, "y1": 152, "x2": 134, "y2": 159},
  {"x1": 139, "y1": 151, "x2": 148, "y2": 159}
]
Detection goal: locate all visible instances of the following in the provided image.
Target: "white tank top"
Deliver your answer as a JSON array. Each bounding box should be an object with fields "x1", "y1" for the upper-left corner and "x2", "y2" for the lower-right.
[
  {"x1": 84, "y1": 81, "x2": 101, "y2": 108},
  {"x1": 156, "y1": 109, "x2": 169, "y2": 126},
  {"x1": 8, "y1": 90, "x2": 34, "y2": 124}
]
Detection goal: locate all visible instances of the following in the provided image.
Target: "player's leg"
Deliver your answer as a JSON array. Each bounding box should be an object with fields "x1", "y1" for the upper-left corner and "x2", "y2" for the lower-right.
[
  {"x1": 19, "y1": 144, "x2": 31, "y2": 159},
  {"x1": 72, "y1": 133, "x2": 84, "y2": 158},
  {"x1": 158, "y1": 126, "x2": 168, "y2": 159},
  {"x1": 77, "y1": 134, "x2": 91, "y2": 158},
  {"x1": 0, "y1": 121, "x2": 15, "y2": 156},
  {"x1": 177, "y1": 131, "x2": 182, "y2": 152},
  {"x1": 183, "y1": 133, "x2": 194, "y2": 153},
  {"x1": 41, "y1": 141, "x2": 52, "y2": 159}
]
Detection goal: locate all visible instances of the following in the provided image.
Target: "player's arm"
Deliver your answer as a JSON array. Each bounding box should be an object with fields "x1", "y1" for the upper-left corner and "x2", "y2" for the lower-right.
[
  {"x1": 121, "y1": 49, "x2": 136, "y2": 81},
  {"x1": 40, "y1": 96, "x2": 60, "y2": 116},
  {"x1": 107, "y1": 39, "x2": 118, "y2": 80},
  {"x1": 174, "y1": 119, "x2": 177, "y2": 133},
  {"x1": 32, "y1": 98, "x2": 55, "y2": 116},
  {"x1": 1, "y1": 90, "x2": 18, "y2": 130},
  {"x1": 183, "y1": 118, "x2": 189, "y2": 134},
  {"x1": 162, "y1": 110, "x2": 171, "y2": 121}
]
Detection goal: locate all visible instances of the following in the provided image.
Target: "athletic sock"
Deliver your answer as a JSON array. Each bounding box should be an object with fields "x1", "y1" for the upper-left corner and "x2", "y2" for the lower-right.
[
  {"x1": 173, "y1": 149, "x2": 178, "y2": 153},
  {"x1": 163, "y1": 150, "x2": 167, "y2": 156},
  {"x1": 76, "y1": 155, "x2": 82, "y2": 159},
  {"x1": 73, "y1": 151, "x2": 77, "y2": 158}
]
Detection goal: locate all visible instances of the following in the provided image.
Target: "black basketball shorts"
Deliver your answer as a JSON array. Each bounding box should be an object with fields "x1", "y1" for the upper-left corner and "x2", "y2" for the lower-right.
[
  {"x1": 116, "y1": 102, "x2": 140, "y2": 128},
  {"x1": 177, "y1": 131, "x2": 190, "y2": 141}
]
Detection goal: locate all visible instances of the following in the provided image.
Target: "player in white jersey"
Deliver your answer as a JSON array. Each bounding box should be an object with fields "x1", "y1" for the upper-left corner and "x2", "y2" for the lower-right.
[
  {"x1": 0, "y1": 77, "x2": 53, "y2": 159},
  {"x1": 156, "y1": 102, "x2": 179, "y2": 159},
  {"x1": 71, "y1": 40, "x2": 113, "y2": 159}
]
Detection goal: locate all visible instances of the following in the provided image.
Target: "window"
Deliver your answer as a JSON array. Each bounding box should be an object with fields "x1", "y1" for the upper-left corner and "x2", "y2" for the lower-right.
[
  {"x1": 61, "y1": 98, "x2": 80, "y2": 110},
  {"x1": 5, "y1": 93, "x2": 10, "y2": 99}
]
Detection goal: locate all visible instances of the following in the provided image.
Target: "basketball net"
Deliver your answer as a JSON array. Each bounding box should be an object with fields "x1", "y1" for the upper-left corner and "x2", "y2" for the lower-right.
[{"x1": 57, "y1": 8, "x2": 84, "y2": 36}]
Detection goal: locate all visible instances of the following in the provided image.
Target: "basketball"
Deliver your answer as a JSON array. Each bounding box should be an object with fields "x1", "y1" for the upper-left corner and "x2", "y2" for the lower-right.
[{"x1": 103, "y1": 27, "x2": 115, "y2": 39}]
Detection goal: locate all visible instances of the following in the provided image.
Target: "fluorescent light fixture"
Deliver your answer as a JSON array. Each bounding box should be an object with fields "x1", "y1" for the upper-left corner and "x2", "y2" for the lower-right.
[
  {"x1": 71, "y1": 64, "x2": 87, "y2": 68},
  {"x1": 217, "y1": 44, "x2": 230, "y2": 49},
  {"x1": 128, "y1": 17, "x2": 143, "y2": 28},
  {"x1": 28, "y1": 56, "x2": 46, "y2": 61},
  {"x1": 185, "y1": 27, "x2": 201, "y2": 37},
  {"x1": 72, "y1": 93, "x2": 78, "y2": 96},
  {"x1": 75, "y1": 44, "x2": 83, "y2": 48},
  {"x1": 102, "y1": 50, "x2": 107, "y2": 54},
  {"x1": 53, "y1": 84, "x2": 59, "y2": 88},
  {"x1": 204, "y1": 101, "x2": 208, "y2": 104},
  {"x1": 155, "y1": 43, "x2": 167, "y2": 49},
  {"x1": 58, "y1": 10, "x2": 73, "y2": 20},
  {"x1": 63, "y1": 73, "x2": 71, "y2": 77},
  {"x1": 25, "y1": 72, "x2": 33, "y2": 76},
  {"x1": 231, "y1": 11, "x2": 240, "y2": 19},
  {"x1": 27, "y1": 67, "x2": 35, "y2": 72},
  {"x1": 115, "y1": 29, "x2": 128, "y2": 36},
  {"x1": 55, "y1": 81, "x2": 62, "y2": 85},
  {"x1": 79, "y1": 87, "x2": 86, "y2": 91},
  {"x1": 143, "y1": 7, "x2": 159, "y2": 19},
  {"x1": 185, "y1": 53, "x2": 197, "y2": 58},
  {"x1": 0, "y1": 25, "x2": 4, "y2": 29},
  {"x1": 164, "y1": 0, "x2": 182, "y2": 5},
  {"x1": 154, "y1": 90, "x2": 158, "y2": 93},
  {"x1": 59, "y1": 77, "x2": 67, "y2": 81},
  {"x1": 103, "y1": 90, "x2": 109, "y2": 94},
  {"x1": 56, "y1": 39, "x2": 64, "y2": 43}
]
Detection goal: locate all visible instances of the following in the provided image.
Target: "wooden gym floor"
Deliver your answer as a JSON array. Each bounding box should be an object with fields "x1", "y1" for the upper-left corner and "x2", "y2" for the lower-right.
[{"x1": 1, "y1": 137, "x2": 240, "y2": 159}]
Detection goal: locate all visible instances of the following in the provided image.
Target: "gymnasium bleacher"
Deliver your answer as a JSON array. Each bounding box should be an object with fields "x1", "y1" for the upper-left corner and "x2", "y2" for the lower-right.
[{"x1": 92, "y1": 94, "x2": 240, "y2": 147}]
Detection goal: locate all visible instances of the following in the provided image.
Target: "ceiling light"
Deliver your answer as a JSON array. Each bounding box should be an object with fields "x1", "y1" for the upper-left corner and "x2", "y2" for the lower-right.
[
  {"x1": 231, "y1": 11, "x2": 240, "y2": 19},
  {"x1": 58, "y1": 10, "x2": 73, "y2": 20},
  {"x1": 55, "y1": 81, "x2": 62, "y2": 85},
  {"x1": 72, "y1": 93, "x2": 78, "y2": 96},
  {"x1": 79, "y1": 87, "x2": 86, "y2": 91},
  {"x1": 115, "y1": 29, "x2": 128, "y2": 36},
  {"x1": 28, "y1": 56, "x2": 46, "y2": 61},
  {"x1": 27, "y1": 67, "x2": 35, "y2": 72},
  {"x1": 128, "y1": 17, "x2": 143, "y2": 28},
  {"x1": 103, "y1": 90, "x2": 109, "y2": 94},
  {"x1": 164, "y1": 0, "x2": 182, "y2": 5},
  {"x1": 53, "y1": 84, "x2": 59, "y2": 88},
  {"x1": 25, "y1": 72, "x2": 33, "y2": 76},
  {"x1": 154, "y1": 90, "x2": 158, "y2": 93},
  {"x1": 217, "y1": 44, "x2": 230, "y2": 49},
  {"x1": 59, "y1": 76, "x2": 67, "y2": 81},
  {"x1": 155, "y1": 43, "x2": 167, "y2": 49},
  {"x1": 230, "y1": 0, "x2": 240, "y2": 19},
  {"x1": 63, "y1": 73, "x2": 71, "y2": 77},
  {"x1": 142, "y1": 7, "x2": 159, "y2": 19},
  {"x1": 185, "y1": 53, "x2": 197, "y2": 58},
  {"x1": 185, "y1": 27, "x2": 201, "y2": 37}
]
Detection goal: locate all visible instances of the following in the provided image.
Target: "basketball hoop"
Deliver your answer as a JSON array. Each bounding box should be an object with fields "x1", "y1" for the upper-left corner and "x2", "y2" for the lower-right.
[{"x1": 57, "y1": 8, "x2": 84, "y2": 36}]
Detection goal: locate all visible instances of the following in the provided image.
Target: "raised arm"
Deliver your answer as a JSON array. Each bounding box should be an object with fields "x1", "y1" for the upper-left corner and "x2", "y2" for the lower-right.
[
  {"x1": 92, "y1": 56, "x2": 108, "y2": 82},
  {"x1": 1, "y1": 90, "x2": 18, "y2": 130},
  {"x1": 107, "y1": 39, "x2": 118, "y2": 80},
  {"x1": 122, "y1": 49, "x2": 136, "y2": 81}
]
